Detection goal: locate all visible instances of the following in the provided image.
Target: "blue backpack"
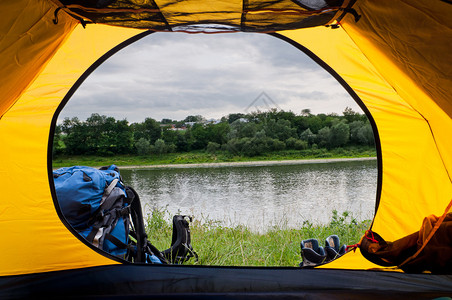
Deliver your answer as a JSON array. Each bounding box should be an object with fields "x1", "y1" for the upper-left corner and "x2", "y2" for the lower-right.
[{"x1": 53, "y1": 165, "x2": 165, "y2": 263}]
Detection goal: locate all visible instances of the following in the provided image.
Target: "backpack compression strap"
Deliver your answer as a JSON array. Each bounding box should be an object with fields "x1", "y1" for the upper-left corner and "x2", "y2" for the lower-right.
[
  {"x1": 100, "y1": 178, "x2": 119, "y2": 205},
  {"x1": 86, "y1": 187, "x2": 131, "y2": 249}
]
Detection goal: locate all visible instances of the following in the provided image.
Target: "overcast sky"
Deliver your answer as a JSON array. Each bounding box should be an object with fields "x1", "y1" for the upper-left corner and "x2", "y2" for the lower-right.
[{"x1": 58, "y1": 32, "x2": 362, "y2": 124}]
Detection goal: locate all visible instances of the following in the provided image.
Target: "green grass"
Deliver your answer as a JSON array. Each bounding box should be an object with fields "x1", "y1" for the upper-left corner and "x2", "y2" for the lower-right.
[
  {"x1": 52, "y1": 146, "x2": 376, "y2": 168},
  {"x1": 145, "y1": 209, "x2": 370, "y2": 267}
]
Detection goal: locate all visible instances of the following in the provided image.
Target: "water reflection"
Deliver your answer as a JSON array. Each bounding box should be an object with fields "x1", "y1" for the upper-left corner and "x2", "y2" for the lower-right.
[{"x1": 120, "y1": 159, "x2": 377, "y2": 232}]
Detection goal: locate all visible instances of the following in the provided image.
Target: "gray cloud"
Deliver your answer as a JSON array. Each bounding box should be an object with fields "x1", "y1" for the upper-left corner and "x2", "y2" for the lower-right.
[{"x1": 59, "y1": 32, "x2": 361, "y2": 123}]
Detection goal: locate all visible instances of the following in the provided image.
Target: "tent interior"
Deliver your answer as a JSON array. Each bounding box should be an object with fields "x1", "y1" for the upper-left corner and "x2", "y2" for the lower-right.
[{"x1": 0, "y1": 0, "x2": 451, "y2": 298}]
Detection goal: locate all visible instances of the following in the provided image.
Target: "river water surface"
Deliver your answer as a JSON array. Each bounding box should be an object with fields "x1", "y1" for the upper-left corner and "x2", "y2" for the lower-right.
[{"x1": 120, "y1": 158, "x2": 378, "y2": 232}]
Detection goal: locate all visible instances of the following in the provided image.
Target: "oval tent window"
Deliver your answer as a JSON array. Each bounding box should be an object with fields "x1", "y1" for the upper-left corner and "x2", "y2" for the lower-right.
[{"x1": 53, "y1": 32, "x2": 378, "y2": 266}]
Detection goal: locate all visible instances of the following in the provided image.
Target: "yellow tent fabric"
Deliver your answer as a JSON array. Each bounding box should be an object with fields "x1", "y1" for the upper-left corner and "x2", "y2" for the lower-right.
[
  {"x1": 0, "y1": 0, "x2": 145, "y2": 275},
  {"x1": 0, "y1": 0, "x2": 451, "y2": 277}
]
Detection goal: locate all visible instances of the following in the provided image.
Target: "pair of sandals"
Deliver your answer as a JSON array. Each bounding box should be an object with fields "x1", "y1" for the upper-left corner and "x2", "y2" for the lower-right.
[{"x1": 300, "y1": 235, "x2": 347, "y2": 267}]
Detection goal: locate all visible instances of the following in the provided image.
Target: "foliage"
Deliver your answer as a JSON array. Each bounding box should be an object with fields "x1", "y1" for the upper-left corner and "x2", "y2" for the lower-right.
[
  {"x1": 206, "y1": 142, "x2": 221, "y2": 154},
  {"x1": 135, "y1": 138, "x2": 151, "y2": 155},
  {"x1": 184, "y1": 115, "x2": 204, "y2": 123},
  {"x1": 349, "y1": 120, "x2": 365, "y2": 144},
  {"x1": 153, "y1": 139, "x2": 167, "y2": 155},
  {"x1": 294, "y1": 140, "x2": 308, "y2": 150},
  {"x1": 316, "y1": 127, "x2": 331, "y2": 148},
  {"x1": 299, "y1": 128, "x2": 315, "y2": 145},
  {"x1": 343, "y1": 106, "x2": 366, "y2": 123},
  {"x1": 357, "y1": 123, "x2": 375, "y2": 146},
  {"x1": 329, "y1": 120, "x2": 350, "y2": 148},
  {"x1": 55, "y1": 108, "x2": 376, "y2": 158},
  {"x1": 285, "y1": 137, "x2": 298, "y2": 149},
  {"x1": 59, "y1": 114, "x2": 133, "y2": 155},
  {"x1": 132, "y1": 117, "x2": 162, "y2": 145}
]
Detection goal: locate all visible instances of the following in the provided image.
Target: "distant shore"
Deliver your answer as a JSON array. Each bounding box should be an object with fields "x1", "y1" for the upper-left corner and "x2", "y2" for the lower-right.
[
  {"x1": 53, "y1": 147, "x2": 377, "y2": 169},
  {"x1": 118, "y1": 156, "x2": 377, "y2": 169}
]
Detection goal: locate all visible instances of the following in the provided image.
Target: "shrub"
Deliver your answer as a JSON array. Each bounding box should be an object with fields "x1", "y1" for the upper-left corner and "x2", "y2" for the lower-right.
[
  {"x1": 285, "y1": 137, "x2": 298, "y2": 149},
  {"x1": 206, "y1": 142, "x2": 221, "y2": 154},
  {"x1": 294, "y1": 140, "x2": 308, "y2": 150},
  {"x1": 153, "y1": 139, "x2": 167, "y2": 155},
  {"x1": 135, "y1": 138, "x2": 151, "y2": 155},
  {"x1": 330, "y1": 120, "x2": 350, "y2": 148}
]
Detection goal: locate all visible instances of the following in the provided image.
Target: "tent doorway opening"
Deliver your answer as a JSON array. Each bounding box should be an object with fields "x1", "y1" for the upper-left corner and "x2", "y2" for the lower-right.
[{"x1": 52, "y1": 31, "x2": 378, "y2": 267}]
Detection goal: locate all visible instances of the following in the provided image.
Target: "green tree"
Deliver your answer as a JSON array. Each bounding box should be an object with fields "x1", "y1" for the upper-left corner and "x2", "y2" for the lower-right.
[
  {"x1": 306, "y1": 115, "x2": 323, "y2": 133},
  {"x1": 267, "y1": 138, "x2": 286, "y2": 151},
  {"x1": 135, "y1": 138, "x2": 151, "y2": 155},
  {"x1": 240, "y1": 137, "x2": 258, "y2": 156},
  {"x1": 264, "y1": 119, "x2": 297, "y2": 141},
  {"x1": 176, "y1": 132, "x2": 189, "y2": 152},
  {"x1": 206, "y1": 122, "x2": 230, "y2": 145},
  {"x1": 301, "y1": 108, "x2": 312, "y2": 116},
  {"x1": 84, "y1": 113, "x2": 107, "y2": 154},
  {"x1": 240, "y1": 122, "x2": 258, "y2": 138},
  {"x1": 111, "y1": 119, "x2": 133, "y2": 154},
  {"x1": 53, "y1": 125, "x2": 64, "y2": 155},
  {"x1": 226, "y1": 137, "x2": 270, "y2": 157},
  {"x1": 132, "y1": 118, "x2": 162, "y2": 145},
  {"x1": 292, "y1": 115, "x2": 309, "y2": 136},
  {"x1": 153, "y1": 139, "x2": 167, "y2": 155},
  {"x1": 82, "y1": 114, "x2": 132, "y2": 155},
  {"x1": 343, "y1": 106, "x2": 364, "y2": 123},
  {"x1": 184, "y1": 115, "x2": 204, "y2": 123},
  {"x1": 227, "y1": 119, "x2": 247, "y2": 139},
  {"x1": 225, "y1": 138, "x2": 241, "y2": 155},
  {"x1": 316, "y1": 127, "x2": 331, "y2": 148},
  {"x1": 349, "y1": 120, "x2": 365, "y2": 144},
  {"x1": 162, "y1": 127, "x2": 178, "y2": 145},
  {"x1": 189, "y1": 123, "x2": 208, "y2": 150},
  {"x1": 60, "y1": 117, "x2": 89, "y2": 155},
  {"x1": 285, "y1": 137, "x2": 298, "y2": 149},
  {"x1": 357, "y1": 123, "x2": 375, "y2": 146},
  {"x1": 300, "y1": 128, "x2": 316, "y2": 145},
  {"x1": 227, "y1": 113, "x2": 245, "y2": 124},
  {"x1": 145, "y1": 117, "x2": 162, "y2": 144},
  {"x1": 294, "y1": 139, "x2": 308, "y2": 150},
  {"x1": 329, "y1": 120, "x2": 350, "y2": 148},
  {"x1": 274, "y1": 110, "x2": 296, "y2": 124},
  {"x1": 206, "y1": 142, "x2": 221, "y2": 154}
]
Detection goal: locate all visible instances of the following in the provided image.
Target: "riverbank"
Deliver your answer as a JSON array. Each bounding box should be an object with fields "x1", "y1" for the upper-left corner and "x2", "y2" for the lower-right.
[
  {"x1": 120, "y1": 157, "x2": 376, "y2": 169},
  {"x1": 52, "y1": 147, "x2": 377, "y2": 168}
]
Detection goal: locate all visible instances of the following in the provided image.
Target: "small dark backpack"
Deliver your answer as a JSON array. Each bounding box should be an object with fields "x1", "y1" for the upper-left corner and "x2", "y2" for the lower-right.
[{"x1": 162, "y1": 215, "x2": 198, "y2": 264}]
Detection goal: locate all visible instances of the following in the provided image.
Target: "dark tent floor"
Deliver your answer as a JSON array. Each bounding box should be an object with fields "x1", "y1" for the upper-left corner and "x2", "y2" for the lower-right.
[{"x1": 2, "y1": 264, "x2": 452, "y2": 299}]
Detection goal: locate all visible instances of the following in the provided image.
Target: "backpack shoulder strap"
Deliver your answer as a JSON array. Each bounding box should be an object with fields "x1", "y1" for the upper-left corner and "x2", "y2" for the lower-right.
[{"x1": 126, "y1": 186, "x2": 168, "y2": 264}]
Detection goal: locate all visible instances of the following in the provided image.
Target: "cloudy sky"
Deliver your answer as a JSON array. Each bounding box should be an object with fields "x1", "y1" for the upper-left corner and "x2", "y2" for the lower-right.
[{"x1": 58, "y1": 32, "x2": 362, "y2": 124}]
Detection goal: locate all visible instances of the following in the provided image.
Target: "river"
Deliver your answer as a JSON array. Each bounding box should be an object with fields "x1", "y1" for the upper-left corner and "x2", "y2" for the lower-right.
[{"x1": 120, "y1": 158, "x2": 378, "y2": 232}]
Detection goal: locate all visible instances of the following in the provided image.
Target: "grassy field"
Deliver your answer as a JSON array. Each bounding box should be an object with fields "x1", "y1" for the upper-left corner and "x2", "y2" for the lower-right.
[
  {"x1": 145, "y1": 209, "x2": 370, "y2": 267},
  {"x1": 52, "y1": 146, "x2": 376, "y2": 168}
]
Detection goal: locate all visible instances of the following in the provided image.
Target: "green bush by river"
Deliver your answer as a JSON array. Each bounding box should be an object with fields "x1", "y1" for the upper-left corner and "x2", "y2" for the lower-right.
[{"x1": 145, "y1": 209, "x2": 370, "y2": 267}]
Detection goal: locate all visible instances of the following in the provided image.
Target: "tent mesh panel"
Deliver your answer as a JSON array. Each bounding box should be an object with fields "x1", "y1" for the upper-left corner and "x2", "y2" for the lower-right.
[{"x1": 57, "y1": 0, "x2": 343, "y2": 32}]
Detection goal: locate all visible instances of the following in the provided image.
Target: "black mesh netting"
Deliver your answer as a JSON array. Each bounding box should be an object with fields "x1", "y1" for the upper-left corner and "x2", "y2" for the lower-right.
[{"x1": 57, "y1": 0, "x2": 344, "y2": 32}]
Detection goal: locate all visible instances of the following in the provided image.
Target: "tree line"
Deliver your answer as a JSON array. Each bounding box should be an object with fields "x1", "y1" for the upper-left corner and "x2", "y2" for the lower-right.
[{"x1": 54, "y1": 107, "x2": 375, "y2": 157}]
